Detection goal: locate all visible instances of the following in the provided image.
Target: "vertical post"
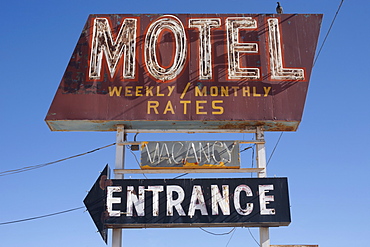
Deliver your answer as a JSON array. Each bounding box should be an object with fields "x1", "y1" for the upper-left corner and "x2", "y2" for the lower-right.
[
  {"x1": 259, "y1": 227, "x2": 270, "y2": 247},
  {"x1": 256, "y1": 126, "x2": 267, "y2": 178},
  {"x1": 112, "y1": 125, "x2": 125, "y2": 247},
  {"x1": 256, "y1": 126, "x2": 270, "y2": 247}
]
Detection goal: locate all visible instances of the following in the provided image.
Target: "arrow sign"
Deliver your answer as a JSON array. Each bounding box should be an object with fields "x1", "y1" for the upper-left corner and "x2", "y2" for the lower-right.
[
  {"x1": 104, "y1": 177, "x2": 290, "y2": 228},
  {"x1": 84, "y1": 166, "x2": 290, "y2": 240},
  {"x1": 83, "y1": 165, "x2": 111, "y2": 243}
]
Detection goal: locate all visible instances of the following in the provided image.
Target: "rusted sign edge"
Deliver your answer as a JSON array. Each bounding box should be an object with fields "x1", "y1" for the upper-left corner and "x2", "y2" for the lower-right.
[{"x1": 45, "y1": 119, "x2": 299, "y2": 132}]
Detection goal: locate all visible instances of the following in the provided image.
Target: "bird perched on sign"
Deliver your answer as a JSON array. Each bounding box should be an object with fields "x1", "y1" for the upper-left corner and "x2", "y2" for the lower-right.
[{"x1": 276, "y1": 2, "x2": 283, "y2": 14}]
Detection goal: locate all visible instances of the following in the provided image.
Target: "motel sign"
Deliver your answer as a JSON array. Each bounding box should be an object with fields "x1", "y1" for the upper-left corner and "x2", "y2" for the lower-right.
[{"x1": 45, "y1": 14, "x2": 322, "y2": 132}]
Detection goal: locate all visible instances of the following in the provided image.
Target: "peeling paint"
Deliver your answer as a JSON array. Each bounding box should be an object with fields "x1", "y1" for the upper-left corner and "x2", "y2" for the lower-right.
[{"x1": 101, "y1": 177, "x2": 291, "y2": 228}]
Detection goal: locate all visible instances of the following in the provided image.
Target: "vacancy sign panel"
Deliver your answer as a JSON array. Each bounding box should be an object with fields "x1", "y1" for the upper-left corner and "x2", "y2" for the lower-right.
[
  {"x1": 140, "y1": 140, "x2": 240, "y2": 169},
  {"x1": 46, "y1": 14, "x2": 322, "y2": 132}
]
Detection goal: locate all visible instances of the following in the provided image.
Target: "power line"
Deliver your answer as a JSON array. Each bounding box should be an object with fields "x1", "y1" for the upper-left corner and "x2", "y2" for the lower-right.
[
  {"x1": 267, "y1": 132, "x2": 283, "y2": 166},
  {"x1": 225, "y1": 227, "x2": 237, "y2": 247},
  {"x1": 247, "y1": 227, "x2": 260, "y2": 246},
  {"x1": 0, "y1": 206, "x2": 85, "y2": 226},
  {"x1": 126, "y1": 133, "x2": 149, "y2": 179},
  {"x1": 313, "y1": 0, "x2": 345, "y2": 66},
  {"x1": 173, "y1": 173, "x2": 188, "y2": 179},
  {"x1": 264, "y1": 1, "x2": 345, "y2": 167},
  {"x1": 200, "y1": 227, "x2": 235, "y2": 236},
  {"x1": 0, "y1": 143, "x2": 116, "y2": 177},
  {"x1": 128, "y1": 147, "x2": 148, "y2": 179}
]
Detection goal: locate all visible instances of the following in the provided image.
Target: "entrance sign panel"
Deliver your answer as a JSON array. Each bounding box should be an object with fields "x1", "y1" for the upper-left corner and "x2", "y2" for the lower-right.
[
  {"x1": 84, "y1": 175, "x2": 290, "y2": 230},
  {"x1": 105, "y1": 177, "x2": 291, "y2": 228},
  {"x1": 46, "y1": 14, "x2": 322, "y2": 132},
  {"x1": 140, "y1": 140, "x2": 240, "y2": 169}
]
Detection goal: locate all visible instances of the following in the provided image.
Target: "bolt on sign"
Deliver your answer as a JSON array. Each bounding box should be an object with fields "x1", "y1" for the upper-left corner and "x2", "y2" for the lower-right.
[
  {"x1": 140, "y1": 140, "x2": 239, "y2": 169},
  {"x1": 45, "y1": 14, "x2": 322, "y2": 132},
  {"x1": 84, "y1": 166, "x2": 291, "y2": 243}
]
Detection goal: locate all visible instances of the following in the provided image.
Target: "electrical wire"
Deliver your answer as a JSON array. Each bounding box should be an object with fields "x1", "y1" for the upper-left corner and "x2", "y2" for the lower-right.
[
  {"x1": 225, "y1": 227, "x2": 237, "y2": 247},
  {"x1": 247, "y1": 227, "x2": 260, "y2": 246},
  {"x1": 1, "y1": 0, "x2": 346, "y2": 232},
  {"x1": 200, "y1": 227, "x2": 235, "y2": 236},
  {"x1": 173, "y1": 173, "x2": 188, "y2": 179},
  {"x1": 0, "y1": 143, "x2": 116, "y2": 176},
  {"x1": 126, "y1": 133, "x2": 148, "y2": 179},
  {"x1": 0, "y1": 136, "x2": 283, "y2": 230},
  {"x1": 0, "y1": 206, "x2": 85, "y2": 226},
  {"x1": 267, "y1": 132, "x2": 283, "y2": 166},
  {"x1": 250, "y1": 145, "x2": 255, "y2": 178},
  {"x1": 313, "y1": 0, "x2": 345, "y2": 66},
  {"x1": 128, "y1": 148, "x2": 148, "y2": 179},
  {"x1": 240, "y1": 146, "x2": 252, "y2": 153}
]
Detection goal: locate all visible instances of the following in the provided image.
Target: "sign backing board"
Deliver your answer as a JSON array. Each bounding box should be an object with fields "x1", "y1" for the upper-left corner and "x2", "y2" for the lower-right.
[
  {"x1": 105, "y1": 177, "x2": 290, "y2": 228},
  {"x1": 46, "y1": 14, "x2": 322, "y2": 132},
  {"x1": 140, "y1": 140, "x2": 240, "y2": 169},
  {"x1": 87, "y1": 177, "x2": 291, "y2": 229}
]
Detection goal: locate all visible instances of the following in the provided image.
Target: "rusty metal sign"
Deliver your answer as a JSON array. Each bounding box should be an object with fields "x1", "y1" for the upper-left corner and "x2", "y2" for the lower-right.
[
  {"x1": 84, "y1": 166, "x2": 291, "y2": 237},
  {"x1": 46, "y1": 14, "x2": 322, "y2": 132},
  {"x1": 140, "y1": 140, "x2": 239, "y2": 169}
]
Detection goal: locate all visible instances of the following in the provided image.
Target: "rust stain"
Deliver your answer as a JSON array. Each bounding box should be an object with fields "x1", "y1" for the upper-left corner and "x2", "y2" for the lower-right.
[
  {"x1": 140, "y1": 141, "x2": 149, "y2": 150},
  {"x1": 218, "y1": 122, "x2": 263, "y2": 130},
  {"x1": 183, "y1": 161, "x2": 226, "y2": 168},
  {"x1": 99, "y1": 175, "x2": 113, "y2": 190}
]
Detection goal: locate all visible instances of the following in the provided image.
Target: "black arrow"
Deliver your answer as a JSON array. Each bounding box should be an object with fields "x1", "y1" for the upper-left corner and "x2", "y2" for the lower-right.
[{"x1": 83, "y1": 165, "x2": 111, "y2": 244}]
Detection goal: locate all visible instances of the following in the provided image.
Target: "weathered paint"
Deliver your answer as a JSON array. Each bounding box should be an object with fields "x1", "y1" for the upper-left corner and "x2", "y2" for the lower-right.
[
  {"x1": 140, "y1": 140, "x2": 240, "y2": 169},
  {"x1": 100, "y1": 177, "x2": 290, "y2": 228},
  {"x1": 83, "y1": 165, "x2": 110, "y2": 243},
  {"x1": 45, "y1": 119, "x2": 299, "y2": 132},
  {"x1": 46, "y1": 14, "x2": 323, "y2": 132},
  {"x1": 84, "y1": 166, "x2": 290, "y2": 243}
]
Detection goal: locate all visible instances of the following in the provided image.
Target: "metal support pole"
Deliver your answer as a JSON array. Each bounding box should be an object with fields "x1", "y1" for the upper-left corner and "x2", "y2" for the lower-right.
[
  {"x1": 256, "y1": 127, "x2": 267, "y2": 178},
  {"x1": 112, "y1": 125, "x2": 125, "y2": 247},
  {"x1": 259, "y1": 227, "x2": 270, "y2": 247},
  {"x1": 256, "y1": 127, "x2": 270, "y2": 247}
]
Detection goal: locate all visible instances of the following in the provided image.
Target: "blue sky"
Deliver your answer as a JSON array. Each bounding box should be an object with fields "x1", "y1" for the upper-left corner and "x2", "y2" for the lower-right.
[{"x1": 1, "y1": 0, "x2": 369, "y2": 246}]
